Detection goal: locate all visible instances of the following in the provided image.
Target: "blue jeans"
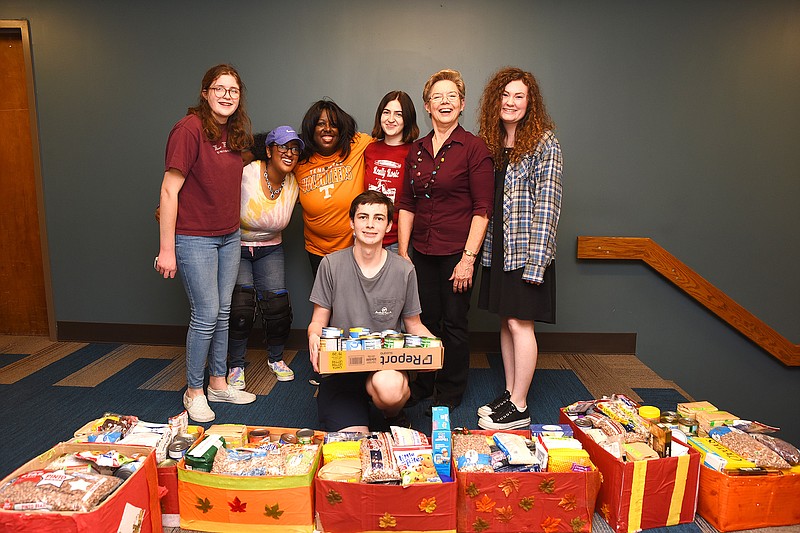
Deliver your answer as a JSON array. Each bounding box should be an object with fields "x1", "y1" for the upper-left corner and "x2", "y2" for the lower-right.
[
  {"x1": 228, "y1": 244, "x2": 286, "y2": 367},
  {"x1": 175, "y1": 231, "x2": 241, "y2": 389}
]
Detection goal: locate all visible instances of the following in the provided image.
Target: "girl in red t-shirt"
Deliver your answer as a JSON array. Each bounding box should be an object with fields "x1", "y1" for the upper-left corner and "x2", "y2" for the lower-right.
[{"x1": 363, "y1": 91, "x2": 419, "y2": 252}]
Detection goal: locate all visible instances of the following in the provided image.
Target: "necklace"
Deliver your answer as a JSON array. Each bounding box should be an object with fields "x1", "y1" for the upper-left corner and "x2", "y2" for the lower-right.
[{"x1": 263, "y1": 169, "x2": 285, "y2": 200}]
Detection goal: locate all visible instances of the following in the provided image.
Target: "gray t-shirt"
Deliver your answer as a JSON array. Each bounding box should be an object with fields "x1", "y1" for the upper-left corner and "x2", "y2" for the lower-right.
[{"x1": 310, "y1": 248, "x2": 422, "y2": 332}]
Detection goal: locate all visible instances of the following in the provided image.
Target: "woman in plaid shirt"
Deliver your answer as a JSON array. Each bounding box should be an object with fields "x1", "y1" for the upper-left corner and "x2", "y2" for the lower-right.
[{"x1": 475, "y1": 67, "x2": 563, "y2": 430}]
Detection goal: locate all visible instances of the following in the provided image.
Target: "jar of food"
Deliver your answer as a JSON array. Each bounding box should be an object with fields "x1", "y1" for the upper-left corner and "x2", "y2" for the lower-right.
[{"x1": 638, "y1": 405, "x2": 661, "y2": 424}]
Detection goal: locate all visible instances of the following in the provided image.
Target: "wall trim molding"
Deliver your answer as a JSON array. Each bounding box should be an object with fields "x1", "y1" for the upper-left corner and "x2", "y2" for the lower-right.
[{"x1": 56, "y1": 322, "x2": 636, "y2": 354}]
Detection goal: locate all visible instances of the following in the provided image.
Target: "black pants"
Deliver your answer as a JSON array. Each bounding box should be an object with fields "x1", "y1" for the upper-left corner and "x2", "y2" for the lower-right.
[{"x1": 411, "y1": 251, "x2": 476, "y2": 406}]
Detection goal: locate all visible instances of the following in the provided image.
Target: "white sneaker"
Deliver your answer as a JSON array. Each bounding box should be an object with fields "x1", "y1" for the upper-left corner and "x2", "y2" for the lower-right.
[
  {"x1": 207, "y1": 385, "x2": 256, "y2": 404},
  {"x1": 268, "y1": 360, "x2": 295, "y2": 381},
  {"x1": 227, "y1": 367, "x2": 245, "y2": 390},
  {"x1": 183, "y1": 392, "x2": 215, "y2": 423}
]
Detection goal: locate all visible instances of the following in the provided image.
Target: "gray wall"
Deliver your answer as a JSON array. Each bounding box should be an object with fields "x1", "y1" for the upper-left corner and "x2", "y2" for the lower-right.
[{"x1": 4, "y1": 1, "x2": 798, "y2": 442}]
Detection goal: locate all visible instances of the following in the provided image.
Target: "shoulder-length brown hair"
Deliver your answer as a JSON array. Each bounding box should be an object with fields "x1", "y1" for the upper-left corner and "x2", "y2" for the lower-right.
[
  {"x1": 187, "y1": 64, "x2": 253, "y2": 151},
  {"x1": 371, "y1": 90, "x2": 419, "y2": 143},
  {"x1": 478, "y1": 66, "x2": 554, "y2": 167}
]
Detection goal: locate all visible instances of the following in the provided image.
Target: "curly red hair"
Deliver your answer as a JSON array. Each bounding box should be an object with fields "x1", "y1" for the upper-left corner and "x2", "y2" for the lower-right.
[{"x1": 478, "y1": 67, "x2": 554, "y2": 168}]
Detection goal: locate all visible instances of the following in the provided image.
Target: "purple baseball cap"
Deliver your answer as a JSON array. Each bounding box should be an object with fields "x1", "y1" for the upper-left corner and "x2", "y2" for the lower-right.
[{"x1": 265, "y1": 126, "x2": 304, "y2": 150}]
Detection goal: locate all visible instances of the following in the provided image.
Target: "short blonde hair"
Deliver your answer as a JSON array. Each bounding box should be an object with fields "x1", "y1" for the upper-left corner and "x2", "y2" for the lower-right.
[{"x1": 423, "y1": 69, "x2": 465, "y2": 103}]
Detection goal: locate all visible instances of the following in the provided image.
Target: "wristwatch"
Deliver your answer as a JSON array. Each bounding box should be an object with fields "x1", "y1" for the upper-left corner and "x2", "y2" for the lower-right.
[{"x1": 463, "y1": 249, "x2": 477, "y2": 257}]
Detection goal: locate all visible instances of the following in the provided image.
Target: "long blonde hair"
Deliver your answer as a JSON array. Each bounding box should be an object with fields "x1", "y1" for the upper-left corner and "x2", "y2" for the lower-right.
[{"x1": 478, "y1": 67, "x2": 554, "y2": 167}]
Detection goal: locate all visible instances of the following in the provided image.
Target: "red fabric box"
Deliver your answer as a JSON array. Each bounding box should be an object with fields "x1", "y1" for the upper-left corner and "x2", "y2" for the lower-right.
[
  {"x1": 455, "y1": 430, "x2": 601, "y2": 533},
  {"x1": 697, "y1": 465, "x2": 800, "y2": 531},
  {"x1": 158, "y1": 463, "x2": 180, "y2": 527},
  {"x1": 315, "y1": 477, "x2": 457, "y2": 533},
  {"x1": 0, "y1": 442, "x2": 162, "y2": 533},
  {"x1": 560, "y1": 410, "x2": 701, "y2": 533}
]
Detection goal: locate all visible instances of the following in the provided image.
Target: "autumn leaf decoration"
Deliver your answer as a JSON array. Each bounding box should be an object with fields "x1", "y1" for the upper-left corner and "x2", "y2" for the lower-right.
[
  {"x1": 571, "y1": 516, "x2": 588, "y2": 533},
  {"x1": 195, "y1": 496, "x2": 213, "y2": 513},
  {"x1": 419, "y1": 496, "x2": 437, "y2": 513},
  {"x1": 601, "y1": 503, "x2": 612, "y2": 522},
  {"x1": 472, "y1": 517, "x2": 490, "y2": 532},
  {"x1": 541, "y1": 516, "x2": 562, "y2": 533},
  {"x1": 475, "y1": 494, "x2": 496, "y2": 513},
  {"x1": 519, "y1": 495, "x2": 535, "y2": 511},
  {"x1": 539, "y1": 477, "x2": 556, "y2": 494},
  {"x1": 496, "y1": 505, "x2": 514, "y2": 523},
  {"x1": 228, "y1": 496, "x2": 247, "y2": 513},
  {"x1": 379, "y1": 512, "x2": 397, "y2": 529},
  {"x1": 498, "y1": 477, "x2": 520, "y2": 497},
  {"x1": 559, "y1": 493, "x2": 578, "y2": 511},
  {"x1": 466, "y1": 482, "x2": 480, "y2": 498},
  {"x1": 264, "y1": 503, "x2": 284, "y2": 520},
  {"x1": 326, "y1": 489, "x2": 343, "y2": 505}
]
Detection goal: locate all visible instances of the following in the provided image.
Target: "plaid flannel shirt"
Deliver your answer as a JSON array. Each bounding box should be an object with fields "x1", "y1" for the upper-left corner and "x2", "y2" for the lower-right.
[{"x1": 480, "y1": 130, "x2": 562, "y2": 283}]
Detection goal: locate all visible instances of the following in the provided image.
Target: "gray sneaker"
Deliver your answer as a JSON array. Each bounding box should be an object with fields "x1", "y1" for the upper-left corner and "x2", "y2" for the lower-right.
[
  {"x1": 183, "y1": 392, "x2": 215, "y2": 423},
  {"x1": 207, "y1": 385, "x2": 256, "y2": 404}
]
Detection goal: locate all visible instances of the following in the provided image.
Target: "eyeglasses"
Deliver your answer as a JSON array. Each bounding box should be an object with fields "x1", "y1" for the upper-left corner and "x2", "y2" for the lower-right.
[
  {"x1": 428, "y1": 92, "x2": 460, "y2": 104},
  {"x1": 273, "y1": 143, "x2": 301, "y2": 156},
  {"x1": 208, "y1": 86, "x2": 241, "y2": 99}
]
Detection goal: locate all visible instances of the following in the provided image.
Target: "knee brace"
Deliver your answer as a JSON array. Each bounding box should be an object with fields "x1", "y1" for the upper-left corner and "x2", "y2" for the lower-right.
[
  {"x1": 230, "y1": 285, "x2": 256, "y2": 341},
  {"x1": 258, "y1": 289, "x2": 293, "y2": 346}
]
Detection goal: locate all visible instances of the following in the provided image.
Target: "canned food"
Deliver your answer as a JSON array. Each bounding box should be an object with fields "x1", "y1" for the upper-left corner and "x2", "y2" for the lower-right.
[
  {"x1": 320, "y1": 337, "x2": 340, "y2": 351},
  {"x1": 404, "y1": 334, "x2": 421, "y2": 347},
  {"x1": 168, "y1": 440, "x2": 190, "y2": 460},
  {"x1": 280, "y1": 433, "x2": 298, "y2": 445},
  {"x1": 114, "y1": 461, "x2": 141, "y2": 480},
  {"x1": 678, "y1": 416, "x2": 698, "y2": 436},
  {"x1": 660, "y1": 411, "x2": 679, "y2": 424},
  {"x1": 421, "y1": 336, "x2": 442, "y2": 348},
  {"x1": 362, "y1": 336, "x2": 382, "y2": 350},
  {"x1": 380, "y1": 329, "x2": 398, "y2": 337},
  {"x1": 158, "y1": 458, "x2": 177, "y2": 468},
  {"x1": 176, "y1": 432, "x2": 197, "y2": 446},
  {"x1": 383, "y1": 335, "x2": 405, "y2": 348},
  {"x1": 248, "y1": 428, "x2": 270, "y2": 443},
  {"x1": 322, "y1": 326, "x2": 342, "y2": 338},
  {"x1": 296, "y1": 428, "x2": 315, "y2": 444},
  {"x1": 349, "y1": 327, "x2": 369, "y2": 338},
  {"x1": 574, "y1": 417, "x2": 593, "y2": 428},
  {"x1": 344, "y1": 339, "x2": 362, "y2": 350}
]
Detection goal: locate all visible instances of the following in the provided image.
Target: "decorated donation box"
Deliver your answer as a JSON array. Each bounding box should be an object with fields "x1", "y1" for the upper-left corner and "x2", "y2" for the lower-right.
[
  {"x1": 315, "y1": 477, "x2": 457, "y2": 533},
  {"x1": 560, "y1": 410, "x2": 701, "y2": 533},
  {"x1": 319, "y1": 346, "x2": 444, "y2": 374},
  {"x1": 177, "y1": 426, "x2": 321, "y2": 533},
  {"x1": 455, "y1": 430, "x2": 601, "y2": 533},
  {"x1": 0, "y1": 442, "x2": 161, "y2": 533},
  {"x1": 696, "y1": 465, "x2": 800, "y2": 531}
]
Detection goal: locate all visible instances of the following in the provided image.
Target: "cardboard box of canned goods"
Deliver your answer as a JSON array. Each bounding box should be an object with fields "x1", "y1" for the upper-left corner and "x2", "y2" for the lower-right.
[{"x1": 319, "y1": 346, "x2": 444, "y2": 374}]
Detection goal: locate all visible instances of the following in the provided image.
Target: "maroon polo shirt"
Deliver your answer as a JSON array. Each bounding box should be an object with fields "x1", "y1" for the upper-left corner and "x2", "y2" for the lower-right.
[{"x1": 397, "y1": 125, "x2": 494, "y2": 255}]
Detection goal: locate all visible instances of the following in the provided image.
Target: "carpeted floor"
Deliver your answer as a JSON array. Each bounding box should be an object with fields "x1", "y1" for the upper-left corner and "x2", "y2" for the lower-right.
[{"x1": 5, "y1": 335, "x2": 796, "y2": 533}]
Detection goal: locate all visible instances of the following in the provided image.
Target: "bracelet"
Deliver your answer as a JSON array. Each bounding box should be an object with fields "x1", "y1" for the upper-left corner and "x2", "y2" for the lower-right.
[{"x1": 463, "y1": 248, "x2": 477, "y2": 257}]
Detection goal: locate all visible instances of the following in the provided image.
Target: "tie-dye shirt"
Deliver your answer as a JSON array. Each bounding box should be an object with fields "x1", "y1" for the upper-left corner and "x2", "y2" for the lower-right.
[{"x1": 239, "y1": 160, "x2": 299, "y2": 246}]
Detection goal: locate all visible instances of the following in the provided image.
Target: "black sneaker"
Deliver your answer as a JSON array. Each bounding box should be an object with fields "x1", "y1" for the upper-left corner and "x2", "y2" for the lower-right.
[
  {"x1": 478, "y1": 401, "x2": 531, "y2": 430},
  {"x1": 477, "y1": 390, "x2": 510, "y2": 418}
]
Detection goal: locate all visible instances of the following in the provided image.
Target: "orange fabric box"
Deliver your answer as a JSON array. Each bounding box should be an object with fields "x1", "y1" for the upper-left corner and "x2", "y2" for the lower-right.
[
  {"x1": 560, "y1": 410, "x2": 701, "y2": 533},
  {"x1": 697, "y1": 465, "x2": 800, "y2": 531},
  {"x1": 455, "y1": 430, "x2": 601, "y2": 533},
  {"x1": 177, "y1": 426, "x2": 321, "y2": 533},
  {"x1": 315, "y1": 476, "x2": 457, "y2": 533},
  {"x1": 0, "y1": 442, "x2": 162, "y2": 533}
]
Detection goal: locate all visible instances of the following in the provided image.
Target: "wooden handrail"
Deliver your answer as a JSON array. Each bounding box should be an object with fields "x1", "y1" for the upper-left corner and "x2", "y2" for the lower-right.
[{"x1": 577, "y1": 236, "x2": 800, "y2": 366}]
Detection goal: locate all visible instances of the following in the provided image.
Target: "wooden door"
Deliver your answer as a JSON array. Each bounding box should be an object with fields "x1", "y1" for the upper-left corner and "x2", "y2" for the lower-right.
[{"x1": 0, "y1": 24, "x2": 51, "y2": 336}]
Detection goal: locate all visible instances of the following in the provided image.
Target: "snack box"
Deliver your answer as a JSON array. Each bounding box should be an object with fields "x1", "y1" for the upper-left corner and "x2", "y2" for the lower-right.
[
  {"x1": 177, "y1": 426, "x2": 323, "y2": 533},
  {"x1": 696, "y1": 464, "x2": 800, "y2": 531},
  {"x1": 455, "y1": 430, "x2": 601, "y2": 533},
  {"x1": 0, "y1": 442, "x2": 161, "y2": 533},
  {"x1": 694, "y1": 410, "x2": 737, "y2": 437},
  {"x1": 319, "y1": 346, "x2": 443, "y2": 374},
  {"x1": 676, "y1": 401, "x2": 717, "y2": 417},
  {"x1": 560, "y1": 410, "x2": 701, "y2": 533}
]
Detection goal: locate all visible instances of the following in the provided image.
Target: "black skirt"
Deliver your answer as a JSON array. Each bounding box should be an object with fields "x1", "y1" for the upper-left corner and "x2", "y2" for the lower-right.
[{"x1": 477, "y1": 150, "x2": 556, "y2": 323}]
